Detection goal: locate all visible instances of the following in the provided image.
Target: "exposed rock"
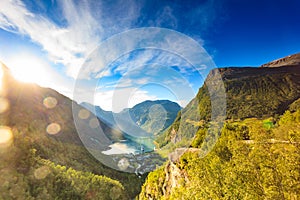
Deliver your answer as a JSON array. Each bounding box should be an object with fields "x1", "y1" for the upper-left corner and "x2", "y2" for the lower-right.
[{"x1": 162, "y1": 161, "x2": 189, "y2": 196}]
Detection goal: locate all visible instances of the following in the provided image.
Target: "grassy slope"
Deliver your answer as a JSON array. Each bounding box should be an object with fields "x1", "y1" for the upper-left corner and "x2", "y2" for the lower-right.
[{"x1": 0, "y1": 65, "x2": 145, "y2": 199}]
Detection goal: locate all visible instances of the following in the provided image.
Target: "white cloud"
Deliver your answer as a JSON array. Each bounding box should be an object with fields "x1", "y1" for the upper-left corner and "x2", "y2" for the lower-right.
[
  {"x1": 0, "y1": 0, "x2": 141, "y2": 79},
  {"x1": 87, "y1": 27, "x2": 212, "y2": 86},
  {"x1": 0, "y1": 6, "x2": 212, "y2": 82},
  {"x1": 175, "y1": 99, "x2": 189, "y2": 108},
  {"x1": 93, "y1": 90, "x2": 114, "y2": 111},
  {"x1": 115, "y1": 78, "x2": 133, "y2": 88},
  {"x1": 127, "y1": 89, "x2": 157, "y2": 109},
  {"x1": 0, "y1": 1, "x2": 217, "y2": 111},
  {"x1": 0, "y1": 0, "x2": 94, "y2": 78},
  {"x1": 154, "y1": 6, "x2": 178, "y2": 29},
  {"x1": 94, "y1": 88, "x2": 157, "y2": 112}
]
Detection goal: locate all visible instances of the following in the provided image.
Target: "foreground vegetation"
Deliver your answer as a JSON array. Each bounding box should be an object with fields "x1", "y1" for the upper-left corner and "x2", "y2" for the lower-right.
[
  {"x1": 0, "y1": 65, "x2": 145, "y2": 199},
  {"x1": 140, "y1": 108, "x2": 300, "y2": 199},
  {"x1": 0, "y1": 124, "x2": 147, "y2": 199}
]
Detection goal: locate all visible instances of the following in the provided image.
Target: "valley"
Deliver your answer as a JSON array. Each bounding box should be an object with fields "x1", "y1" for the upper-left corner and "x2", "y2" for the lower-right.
[
  {"x1": 0, "y1": 0, "x2": 300, "y2": 199},
  {"x1": 1, "y1": 51, "x2": 300, "y2": 199}
]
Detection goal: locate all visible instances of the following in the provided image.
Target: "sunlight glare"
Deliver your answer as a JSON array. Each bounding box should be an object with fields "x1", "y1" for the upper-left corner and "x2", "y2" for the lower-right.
[
  {"x1": 8, "y1": 54, "x2": 49, "y2": 85},
  {"x1": 0, "y1": 97, "x2": 9, "y2": 113},
  {"x1": 0, "y1": 63, "x2": 5, "y2": 95},
  {"x1": 0, "y1": 63, "x2": 3, "y2": 89},
  {"x1": 0, "y1": 126, "x2": 13, "y2": 148}
]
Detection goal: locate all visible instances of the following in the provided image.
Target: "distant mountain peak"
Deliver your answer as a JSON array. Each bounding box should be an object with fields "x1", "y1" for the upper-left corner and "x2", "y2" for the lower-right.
[
  {"x1": 261, "y1": 53, "x2": 300, "y2": 68},
  {"x1": 82, "y1": 99, "x2": 181, "y2": 136}
]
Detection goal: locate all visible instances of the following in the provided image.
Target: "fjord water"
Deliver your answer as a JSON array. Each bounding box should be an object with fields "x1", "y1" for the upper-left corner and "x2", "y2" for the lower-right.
[{"x1": 102, "y1": 135, "x2": 155, "y2": 155}]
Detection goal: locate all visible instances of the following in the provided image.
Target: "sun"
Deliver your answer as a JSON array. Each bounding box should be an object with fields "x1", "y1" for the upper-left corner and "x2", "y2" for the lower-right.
[{"x1": 7, "y1": 54, "x2": 49, "y2": 86}]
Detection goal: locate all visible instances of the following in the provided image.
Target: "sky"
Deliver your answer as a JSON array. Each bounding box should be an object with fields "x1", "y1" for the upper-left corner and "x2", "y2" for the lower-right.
[{"x1": 0, "y1": 0, "x2": 299, "y2": 112}]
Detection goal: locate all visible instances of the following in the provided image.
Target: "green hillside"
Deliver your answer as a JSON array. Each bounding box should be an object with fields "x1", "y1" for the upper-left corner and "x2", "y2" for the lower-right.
[
  {"x1": 82, "y1": 100, "x2": 181, "y2": 136},
  {"x1": 140, "y1": 54, "x2": 300, "y2": 199},
  {"x1": 126, "y1": 100, "x2": 181, "y2": 135},
  {"x1": 140, "y1": 108, "x2": 300, "y2": 199},
  {"x1": 0, "y1": 64, "x2": 145, "y2": 199},
  {"x1": 157, "y1": 64, "x2": 300, "y2": 149}
]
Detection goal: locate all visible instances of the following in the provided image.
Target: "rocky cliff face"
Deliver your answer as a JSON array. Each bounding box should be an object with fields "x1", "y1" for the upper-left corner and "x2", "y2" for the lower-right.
[
  {"x1": 162, "y1": 161, "x2": 189, "y2": 196},
  {"x1": 139, "y1": 160, "x2": 188, "y2": 199},
  {"x1": 139, "y1": 147, "x2": 202, "y2": 199}
]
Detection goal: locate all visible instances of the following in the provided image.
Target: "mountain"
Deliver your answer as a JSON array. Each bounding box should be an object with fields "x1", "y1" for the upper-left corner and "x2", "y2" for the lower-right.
[
  {"x1": 121, "y1": 100, "x2": 181, "y2": 135},
  {"x1": 261, "y1": 53, "x2": 300, "y2": 68},
  {"x1": 140, "y1": 110, "x2": 300, "y2": 199},
  {"x1": 0, "y1": 63, "x2": 145, "y2": 199},
  {"x1": 157, "y1": 53, "x2": 300, "y2": 148},
  {"x1": 80, "y1": 102, "x2": 124, "y2": 141},
  {"x1": 82, "y1": 100, "x2": 181, "y2": 136},
  {"x1": 139, "y1": 53, "x2": 300, "y2": 199},
  {"x1": 81, "y1": 102, "x2": 116, "y2": 128}
]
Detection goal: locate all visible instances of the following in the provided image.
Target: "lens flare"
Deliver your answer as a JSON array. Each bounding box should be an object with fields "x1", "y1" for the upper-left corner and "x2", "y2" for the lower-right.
[
  {"x1": 89, "y1": 118, "x2": 100, "y2": 128},
  {"x1": 72, "y1": 27, "x2": 226, "y2": 173},
  {"x1": 34, "y1": 166, "x2": 50, "y2": 180},
  {"x1": 0, "y1": 97, "x2": 9, "y2": 114},
  {"x1": 43, "y1": 97, "x2": 58, "y2": 109},
  {"x1": 46, "y1": 123, "x2": 61, "y2": 135},
  {"x1": 78, "y1": 109, "x2": 90, "y2": 119},
  {"x1": 0, "y1": 126, "x2": 13, "y2": 148}
]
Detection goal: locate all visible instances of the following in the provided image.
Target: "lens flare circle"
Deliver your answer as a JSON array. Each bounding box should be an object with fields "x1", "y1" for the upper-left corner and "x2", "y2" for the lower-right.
[
  {"x1": 46, "y1": 123, "x2": 61, "y2": 135},
  {"x1": 0, "y1": 97, "x2": 9, "y2": 113},
  {"x1": 0, "y1": 126, "x2": 13, "y2": 148},
  {"x1": 78, "y1": 109, "x2": 90, "y2": 119},
  {"x1": 72, "y1": 27, "x2": 226, "y2": 173},
  {"x1": 43, "y1": 96, "x2": 58, "y2": 109}
]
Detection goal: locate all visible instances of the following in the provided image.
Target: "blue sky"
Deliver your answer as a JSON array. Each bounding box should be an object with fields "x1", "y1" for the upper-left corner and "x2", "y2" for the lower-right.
[{"x1": 0, "y1": 0, "x2": 299, "y2": 111}]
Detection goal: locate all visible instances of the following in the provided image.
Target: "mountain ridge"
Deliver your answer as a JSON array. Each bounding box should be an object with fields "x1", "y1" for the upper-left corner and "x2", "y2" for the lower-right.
[
  {"x1": 157, "y1": 53, "x2": 300, "y2": 148},
  {"x1": 261, "y1": 52, "x2": 300, "y2": 68},
  {"x1": 139, "y1": 53, "x2": 300, "y2": 200},
  {"x1": 81, "y1": 99, "x2": 181, "y2": 136}
]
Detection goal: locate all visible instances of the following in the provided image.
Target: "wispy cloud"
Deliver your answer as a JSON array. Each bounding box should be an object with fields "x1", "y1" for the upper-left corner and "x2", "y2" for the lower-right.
[
  {"x1": 81, "y1": 27, "x2": 210, "y2": 83},
  {"x1": 0, "y1": 0, "x2": 141, "y2": 78},
  {"x1": 0, "y1": 0, "x2": 220, "y2": 110},
  {"x1": 136, "y1": 0, "x2": 222, "y2": 36},
  {"x1": 86, "y1": 29, "x2": 210, "y2": 110},
  {"x1": 0, "y1": 0, "x2": 217, "y2": 81},
  {"x1": 153, "y1": 6, "x2": 178, "y2": 29},
  {"x1": 93, "y1": 60, "x2": 197, "y2": 111}
]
